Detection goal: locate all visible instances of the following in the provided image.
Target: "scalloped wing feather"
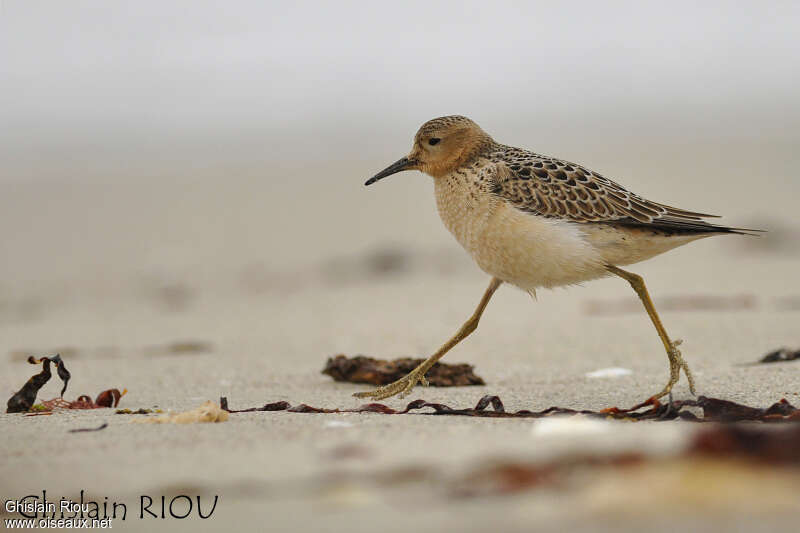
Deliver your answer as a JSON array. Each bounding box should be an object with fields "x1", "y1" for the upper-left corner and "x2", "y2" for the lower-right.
[{"x1": 486, "y1": 146, "x2": 757, "y2": 235}]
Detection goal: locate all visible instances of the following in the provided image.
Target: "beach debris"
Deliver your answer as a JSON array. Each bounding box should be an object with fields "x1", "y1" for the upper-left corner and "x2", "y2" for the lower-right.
[
  {"x1": 94, "y1": 388, "x2": 125, "y2": 407},
  {"x1": 451, "y1": 462, "x2": 554, "y2": 497},
  {"x1": 6, "y1": 355, "x2": 70, "y2": 413},
  {"x1": 116, "y1": 408, "x2": 161, "y2": 415},
  {"x1": 322, "y1": 354, "x2": 485, "y2": 387},
  {"x1": 530, "y1": 415, "x2": 612, "y2": 437},
  {"x1": 38, "y1": 389, "x2": 127, "y2": 411},
  {"x1": 6, "y1": 353, "x2": 125, "y2": 413},
  {"x1": 144, "y1": 340, "x2": 213, "y2": 357},
  {"x1": 584, "y1": 367, "x2": 632, "y2": 378},
  {"x1": 6, "y1": 356, "x2": 53, "y2": 413},
  {"x1": 68, "y1": 422, "x2": 109, "y2": 433},
  {"x1": 131, "y1": 400, "x2": 228, "y2": 424},
  {"x1": 311, "y1": 425, "x2": 800, "y2": 503},
  {"x1": 450, "y1": 456, "x2": 644, "y2": 498},
  {"x1": 220, "y1": 394, "x2": 800, "y2": 422},
  {"x1": 452, "y1": 427, "x2": 800, "y2": 499},
  {"x1": 690, "y1": 424, "x2": 800, "y2": 464},
  {"x1": 758, "y1": 347, "x2": 800, "y2": 363}
]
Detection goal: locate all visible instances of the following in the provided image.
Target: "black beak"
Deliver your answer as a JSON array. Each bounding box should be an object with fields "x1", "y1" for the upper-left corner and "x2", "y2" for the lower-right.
[{"x1": 365, "y1": 157, "x2": 417, "y2": 186}]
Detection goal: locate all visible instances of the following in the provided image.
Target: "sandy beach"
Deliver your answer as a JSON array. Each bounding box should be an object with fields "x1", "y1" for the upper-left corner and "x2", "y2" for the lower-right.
[
  {"x1": 3, "y1": 3, "x2": 800, "y2": 530},
  {"x1": 2, "y1": 145, "x2": 799, "y2": 531}
]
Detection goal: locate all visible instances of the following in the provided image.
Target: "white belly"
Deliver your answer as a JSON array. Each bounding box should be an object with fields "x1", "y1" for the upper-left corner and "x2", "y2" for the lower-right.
[
  {"x1": 435, "y1": 176, "x2": 608, "y2": 291},
  {"x1": 433, "y1": 175, "x2": 707, "y2": 291}
]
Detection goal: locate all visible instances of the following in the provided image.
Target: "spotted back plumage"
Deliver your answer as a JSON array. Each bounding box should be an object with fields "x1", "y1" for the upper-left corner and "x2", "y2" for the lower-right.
[{"x1": 483, "y1": 144, "x2": 752, "y2": 234}]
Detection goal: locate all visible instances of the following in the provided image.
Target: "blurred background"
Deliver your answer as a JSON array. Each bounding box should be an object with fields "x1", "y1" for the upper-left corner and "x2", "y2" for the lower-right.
[
  {"x1": 2, "y1": 1, "x2": 798, "y2": 289},
  {"x1": 2, "y1": 2, "x2": 799, "y2": 531},
  {"x1": 2, "y1": 0, "x2": 799, "y2": 391}
]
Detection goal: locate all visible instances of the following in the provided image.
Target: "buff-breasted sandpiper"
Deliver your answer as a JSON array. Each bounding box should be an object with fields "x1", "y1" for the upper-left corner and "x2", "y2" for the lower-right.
[{"x1": 356, "y1": 115, "x2": 759, "y2": 402}]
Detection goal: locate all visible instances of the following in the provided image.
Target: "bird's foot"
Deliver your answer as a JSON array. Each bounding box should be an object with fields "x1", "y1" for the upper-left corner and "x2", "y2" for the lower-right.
[
  {"x1": 650, "y1": 339, "x2": 696, "y2": 400},
  {"x1": 353, "y1": 367, "x2": 430, "y2": 401}
]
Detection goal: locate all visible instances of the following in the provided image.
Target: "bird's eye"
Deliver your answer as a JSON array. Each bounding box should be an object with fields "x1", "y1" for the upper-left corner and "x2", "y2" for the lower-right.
[{"x1": 428, "y1": 138, "x2": 441, "y2": 146}]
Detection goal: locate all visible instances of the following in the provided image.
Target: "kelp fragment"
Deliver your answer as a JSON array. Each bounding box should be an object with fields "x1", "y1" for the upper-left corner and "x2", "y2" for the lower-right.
[
  {"x1": 453, "y1": 425, "x2": 800, "y2": 498},
  {"x1": 68, "y1": 423, "x2": 109, "y2": 433},
  {"x1": 6, "y1": 353, "x2": 125, "y2": 413},
  {"x1": 6, "y1": 355, "x2": 69, "y2": 413},
  {"x1": 690, "y1": 424, "x2": 800, "y2": 464},
  {"x1": 220, "y1": 394, "x2": 800, "y2": 422},
  {"x1": 759, "y1": 347, "x2": 800, "y2": 363},
  {"x1": 55, "y1": 355, "x2": 71, "y2": 396},
  {"x1": 39, "y1": 389, "x2": 127, "y2": 410},
  {"x1": 322, "y1": 355, "x2": 485, "y2": 387},
  {"x1": 95, "y1": 389, "x2": 125, "y2": 407}
]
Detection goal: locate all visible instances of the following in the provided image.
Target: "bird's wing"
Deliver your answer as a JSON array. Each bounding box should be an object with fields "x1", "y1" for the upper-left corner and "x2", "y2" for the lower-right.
[{"x1": 487, "y1": 148, "x2": 751, "y2": 234}]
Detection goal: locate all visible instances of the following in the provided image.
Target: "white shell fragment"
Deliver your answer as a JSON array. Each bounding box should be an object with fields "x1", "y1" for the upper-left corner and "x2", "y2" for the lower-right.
[{"x1": 584, "y1": 367, "x2": 633, "y2": 378}]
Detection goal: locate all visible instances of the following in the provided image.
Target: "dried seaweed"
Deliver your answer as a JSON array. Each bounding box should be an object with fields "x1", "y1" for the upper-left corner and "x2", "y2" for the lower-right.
[
  {"x1": 759, "y1": 347, "x2": 800, "y2": 363},
  {"x1": 690, "y1": 424, "x2": 800, "y2": 464},
  {"x1": 454, "y1": 424, "x2": 800, "y2": 497},
  {"x1": 55, "y1": 355, "x2": 71, "y2": 396},
  {"x1": 6, "y1": 353, "x2": 125, "y2": 413},
  {"x1": 452, "y1": 454, "x2": 646, "y2": 497},
  {"x1": 322, "y1": 354, "x2": 485, "y2": 387},
  {"x1": 95, "y1": 388, "x2": 126, "y2": 407},
  {"x1": 220, "y1": 394, "x2": 800, "y2": 422},
  {"x1": 6, "y1": 357, "x2": 51, "y2": 412},
  {"x1": 68, "y1": 422, "x2": 109, "y2": 433},
  {"x1": 452, "y1": 462, "x2": 557, "y2": 497},
  {"x1": 6, "y1": 355, "x2": 70, "y2": 413},
  {"x1": 39, "y1": 389, "x2": 127, "y2": 411}
]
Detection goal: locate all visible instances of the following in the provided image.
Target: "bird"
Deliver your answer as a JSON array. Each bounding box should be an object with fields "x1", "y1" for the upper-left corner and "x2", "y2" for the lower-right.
[{"x1": 355, "y1": 115, "x2": 759, "y2": 402}]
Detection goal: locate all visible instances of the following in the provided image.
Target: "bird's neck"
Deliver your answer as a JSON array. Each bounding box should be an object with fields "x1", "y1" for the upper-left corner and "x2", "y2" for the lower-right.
[{"x1": 433, "y1": 163, "x2": 490, "y2": 253}]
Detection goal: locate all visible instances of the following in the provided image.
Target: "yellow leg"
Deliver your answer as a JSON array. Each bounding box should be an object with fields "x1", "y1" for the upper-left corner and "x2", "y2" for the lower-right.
[
  {"x1": 607, "y1": 265, "x2": 696, "y2": 398},
  {"x1": 354, "y1": 277, "x2": 503, "y2": 400}
]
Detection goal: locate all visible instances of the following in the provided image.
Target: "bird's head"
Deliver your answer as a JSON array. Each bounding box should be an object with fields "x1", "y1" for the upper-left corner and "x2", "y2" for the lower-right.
[{"x1": 365, "y1": 115, "x2": 493, "y2": 185}]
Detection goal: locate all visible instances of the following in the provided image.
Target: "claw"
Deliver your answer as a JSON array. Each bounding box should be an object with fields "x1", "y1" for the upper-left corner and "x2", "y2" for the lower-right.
[{"x1": 650, "y1": 338, "x2": 696, "y2": 400}]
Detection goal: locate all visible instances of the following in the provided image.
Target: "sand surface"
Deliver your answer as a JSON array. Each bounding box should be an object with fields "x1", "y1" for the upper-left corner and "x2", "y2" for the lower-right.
[{"x1": 2, "y1": 144, "x2": 799, "y2": 531}]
